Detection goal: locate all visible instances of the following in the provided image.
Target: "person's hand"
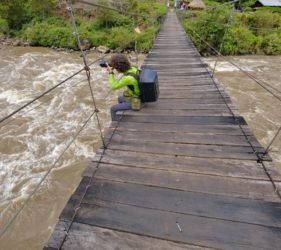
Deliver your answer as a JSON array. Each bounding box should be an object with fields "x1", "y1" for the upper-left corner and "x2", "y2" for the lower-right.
[{"x1": 106, "y1": 64, "x2": 114, "y2": 74}]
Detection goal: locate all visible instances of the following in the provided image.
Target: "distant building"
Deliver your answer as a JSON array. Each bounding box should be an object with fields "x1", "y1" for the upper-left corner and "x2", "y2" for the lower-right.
[{"x1": 252, "y1": 0, "x2": 281, "y2": 8}]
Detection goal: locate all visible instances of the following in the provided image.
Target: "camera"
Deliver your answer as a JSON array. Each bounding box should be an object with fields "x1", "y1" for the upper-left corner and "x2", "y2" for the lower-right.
[{"x1": 99, "y1": 60, "x2": 110, "y2": 68}]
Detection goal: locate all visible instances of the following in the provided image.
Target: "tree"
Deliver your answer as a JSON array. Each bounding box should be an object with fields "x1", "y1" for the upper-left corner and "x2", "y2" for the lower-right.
[
  {"x1": 28, "y1": 0, "x2": 56, "y2": 18},
  {"x1": 0, "y1": 0, "x2": 26, "y2": 29}
]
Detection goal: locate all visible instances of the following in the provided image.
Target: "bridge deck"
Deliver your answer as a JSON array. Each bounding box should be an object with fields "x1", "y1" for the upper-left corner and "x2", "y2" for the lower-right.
[{"x1": 45, "y1": 11, "x2": 281, "y2": 250}]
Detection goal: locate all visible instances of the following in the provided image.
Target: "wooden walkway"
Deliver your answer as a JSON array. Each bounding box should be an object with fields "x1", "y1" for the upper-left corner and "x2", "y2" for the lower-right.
[{"x1": 45, "y1": 11, "x2": 281, "y2": 250}]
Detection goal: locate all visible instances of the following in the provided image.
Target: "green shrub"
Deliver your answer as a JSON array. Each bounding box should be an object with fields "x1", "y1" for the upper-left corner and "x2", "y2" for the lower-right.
[
  {"x1": 136, "y1": 27, "x2": 158, "y2": 52},
  {"x1": 95, "y1": 9, "x2": 131, "y2": 29},
  {"x1": 90, "y1": 30, "x2": 108, "y2": 47},
  {"x1": 1, "y1": 0, "x2": 166, "y2": 50},
  {"x1": 23, "y1": 22, "x2": 76, "y2": 48},
  {"x1": 262, "y1": 32, "x2": 281, "y2": 55},
  {"x1": 249, "y1": 10, "x2": 280, "y2": 35},
  {"x1": 0, "y1": 17, "x2": 9, "y2": 35},
  {"x1": 222, "y1": 27, "x2": 258, "y2": 55},
  {"x1": 105, "y1": 26, "x2": 135, "y2": 49},
  {"x1": 178, "y1": 5, "x2": 281, "y2": 56}
]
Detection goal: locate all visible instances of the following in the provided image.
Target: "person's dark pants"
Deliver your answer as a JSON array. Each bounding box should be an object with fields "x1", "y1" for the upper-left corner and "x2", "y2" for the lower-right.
[{"x1": 110, "y1": 96, "x2": 131, "y2": 121}]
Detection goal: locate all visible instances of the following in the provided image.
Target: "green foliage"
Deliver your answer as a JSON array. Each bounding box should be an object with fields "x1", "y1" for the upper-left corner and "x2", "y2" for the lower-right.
[
  {"x1": 261, "y1": 32, "x2": 281, "y2": 55},
  {"x1": 1, "y1": 0, "x2": 167, "y2": 51},
  {"x1": 178, "y1": 4, "x2": 281, "y2": 56},
  {"x1": 105, "y1": 26, "x2": 135, "y2": 49},
  {"x1": 94, "y1": 10, "x2": 132, "y2": 29},
  {"x1": 0, "y1": 0, "x2": 55, "y2": 29},
  {"x1": 248, "y1": 10, "x2": 280, "y2": 35},
  {"x1": 136, "y1": 27, "x2": 158, "y2": 52},
  {"x1": 23, "y1": 20, "x2": 76, "y2": 48},
  {"x1": 0, "y1": 17, "x2": 9, "y2": 36},
  {"x1": 222, "y1": 27, "x2": 258, "y2": 55},
  {"x1": 0, "y1": 0, "x2": 26, "y2": 29}
]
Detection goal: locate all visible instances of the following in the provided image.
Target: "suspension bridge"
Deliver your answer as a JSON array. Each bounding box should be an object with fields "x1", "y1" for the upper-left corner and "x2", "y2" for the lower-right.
[{"x1": 41, "y1": 9, "x2": 281, "y2": 250}]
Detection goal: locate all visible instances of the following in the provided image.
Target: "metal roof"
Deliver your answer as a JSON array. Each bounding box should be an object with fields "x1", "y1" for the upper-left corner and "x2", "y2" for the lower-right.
[{"x1": 257, "y1": 0, "x2": 281, "y2": 6}]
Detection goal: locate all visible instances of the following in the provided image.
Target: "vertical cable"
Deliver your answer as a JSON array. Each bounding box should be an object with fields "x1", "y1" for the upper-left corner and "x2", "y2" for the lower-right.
[{"x1": 66, "y1": 0, "x2": 106, "y2": 148}]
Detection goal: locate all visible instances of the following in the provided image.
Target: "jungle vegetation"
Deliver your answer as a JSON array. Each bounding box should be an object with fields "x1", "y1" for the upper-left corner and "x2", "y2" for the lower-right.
[
  {"x1": 178, "y1": 0, "x2": 281, "y2": 55},
  {"x1": 0, "y1": 0, "x2": 167, "y2": 52}
]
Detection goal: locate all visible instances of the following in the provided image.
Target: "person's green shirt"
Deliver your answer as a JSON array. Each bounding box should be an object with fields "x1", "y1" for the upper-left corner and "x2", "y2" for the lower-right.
[{"x1": 109, "y1": 66, "x2": 140, "y2": 97}]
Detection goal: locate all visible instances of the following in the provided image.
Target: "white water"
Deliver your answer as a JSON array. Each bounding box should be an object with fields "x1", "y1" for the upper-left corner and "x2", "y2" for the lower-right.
[{"x1": 0, "y1": 47, "x2": 117, "y2": 249}]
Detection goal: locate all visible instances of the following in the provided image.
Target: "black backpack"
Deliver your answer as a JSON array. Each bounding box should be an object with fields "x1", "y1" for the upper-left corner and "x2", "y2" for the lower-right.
[{"x1": 127, "y1": 68, "x2": 159, "y2": 103}]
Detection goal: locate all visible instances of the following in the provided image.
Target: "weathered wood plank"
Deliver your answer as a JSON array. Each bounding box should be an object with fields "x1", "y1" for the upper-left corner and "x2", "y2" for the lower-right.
[
  {"x1": 97, "y1": 149, "x2": 265, "y2": 177},
  {"x1": 154, "y1": 98, "x2": 230, "y2": 104},
  {"x1": 75, "y1": 201, "x2": 281, "y2": 250},
  {"x1": 84, "y1": 179, "x2": 281, "y2": 228},
  {"x1": 113, "y1": 121, "x2": 252, "y2": 135},
  {"x1": 108, "y1": 130, "x2": 261, "y2": 147},
  {"x1": 86, "y1": 149, "x2": 268, "y2": 180},
  {"x1": 44, "y1": 220, "x2": 71, "y2": 249},
  {"x1": 61, "y1": 223, "x2": 211, "y2": 250},
  {"x1": 94, "y1": 164, "x2": 279, "y2": 201},
  {"x1": 125, "y1": 109, "x2": 232, "y2": 117},
  {"x1": 106, "y1": 138, "x2": 262, "y2": 160},
  {"x1": 119, "y1": 115, "x2": 247, "y2": 125},
  {"x1": 59, "y1": 177, "x2": 90, "y2": 221}
]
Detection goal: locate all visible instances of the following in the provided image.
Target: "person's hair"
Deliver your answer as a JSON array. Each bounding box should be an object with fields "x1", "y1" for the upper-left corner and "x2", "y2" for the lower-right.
[{"x1": 109, "y1": 54, "x2": 131, "y2": 72}]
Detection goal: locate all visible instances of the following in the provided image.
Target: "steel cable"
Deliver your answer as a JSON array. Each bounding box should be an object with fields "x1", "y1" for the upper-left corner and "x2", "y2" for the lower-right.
[
  {"x1": 67, "y1": 0, "x2": 106, "y2": 148},
  {"x1": 186, "y1": 27, "x2": 281, "y2": 102},
  {"x1": 180, "y1": 14, "x2": 281, "y2": 199},
  {"x1": 0, "y1": 108, "x2": 98, "y2": 238},
  {"x1": 0, "y1": 55, "x2": 107, "y2": 126}
]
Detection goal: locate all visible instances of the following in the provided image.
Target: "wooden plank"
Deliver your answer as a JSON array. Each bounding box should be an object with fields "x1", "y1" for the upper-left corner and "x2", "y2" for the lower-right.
[
  {"x1": 144, "y1": 63, "x2": 208, "y2": 69},
  {"x1": 159, "y1": 82, "x2": 215, "y2": 86},
  {"x1": 45, "y1": 220, "x2": 71, "y2": 249},
  {"x1": 75, "y1": 201, "x2": 281, "y2": 250},
  {"x1": 158, "y1": 72, "x2": 210, "y2": 77},
  {"x1": 113, "y1": 121, "x2": 252, "y2": 136},
  {"x1": 85, "y1": 179, "x2": 281, "y2": 228},
  {"x1": 94, "y1": 164, "x2": 279, "y2": 201},
  {"x1": 125, "y1": 109, "x2": 232, "y2": 117},
  {"x1": 59, "y1": 177, "x2": 90, "y2": 221},
  {"x1": 108, "y1": 130, "x2": 261, "y2": 147},
  {"x1": 154, "y1": 98, "x2": 230, "y2": 104},
  {"x1": 119, "y1": 115, "x2": 247, "y2": 125},
  {"x1": 106, "y1": 137, "x2": 261, "y2": 160},
  {"x1": 61, "y1": 223, "x2": 210, "y2": 250},
  {"x1": 146, "y1": 102, "x2": 232, "y2": 109},
  {"x1": 92, "y1": 149, "x2": 267, "y2": 179}
]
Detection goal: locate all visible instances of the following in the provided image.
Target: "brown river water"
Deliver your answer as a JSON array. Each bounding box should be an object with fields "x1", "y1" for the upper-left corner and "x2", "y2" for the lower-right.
[{"x1": 0, "y1": 47, "x2": 280, "y2": 250}]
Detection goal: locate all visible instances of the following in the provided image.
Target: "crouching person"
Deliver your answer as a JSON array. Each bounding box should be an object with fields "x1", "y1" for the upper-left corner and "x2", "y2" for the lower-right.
[{"x1": 106, "y1": 54, "x2": 142, "y2": 121}]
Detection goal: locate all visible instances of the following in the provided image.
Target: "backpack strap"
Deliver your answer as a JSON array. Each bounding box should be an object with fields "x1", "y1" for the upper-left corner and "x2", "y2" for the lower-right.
[{"x1": 126, "y1": 71, "x2": 140, "y2": 94}]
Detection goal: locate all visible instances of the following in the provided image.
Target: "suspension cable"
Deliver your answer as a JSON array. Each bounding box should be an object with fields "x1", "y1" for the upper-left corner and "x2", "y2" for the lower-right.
[
  {"x1": 67, "y1": 0, "x2": 106, "y2": 149},
  {"x1": 0, "y1": 55, "x2": 106, "y2": 126},
  {"x1": 186, "y1": 27, "x2": 281, "y2": 102},
  {"x1": 0, "y1": 78, "x2": 89, "y2": 130},
  {"x1": 264, "y1": 126, "x2": 281, "y2": 155},
  {"x1": 211, "y1": 6, "x2": 235, "y2": 77},
  {"x1": 0, "y1": 108, "x2": 97, "y2": 238},
  {"x1": 181, "y1": 22, "x2": 268, "y2": 163},
  {"x1": 78, "y1": 0, "x2": 146, "y2": 18},
  {"x1": 57, "y1": 111, "x2": 126, "y2": 249},
  {"x1": 182, "y1": 19, "x2": 280, "y2": 200}
]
